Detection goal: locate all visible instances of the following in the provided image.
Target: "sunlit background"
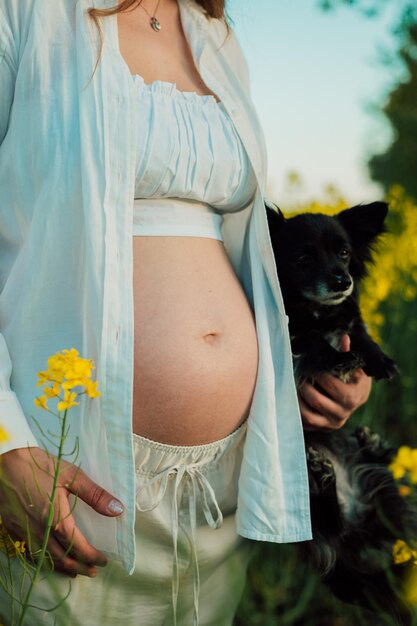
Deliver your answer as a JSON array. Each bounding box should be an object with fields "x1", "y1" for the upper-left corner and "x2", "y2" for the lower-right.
[{"x1": 228, "y1": 0, "x2": 402, "y2": 208}]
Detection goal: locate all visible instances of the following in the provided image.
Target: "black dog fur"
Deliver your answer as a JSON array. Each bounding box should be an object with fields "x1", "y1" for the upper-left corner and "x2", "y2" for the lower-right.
[
  {"x1": 266, "y1": 201, "x2": 399, "y2": 387},
  {"x1": 266, "y1": 201, "x2": 417, "y2": 624}
]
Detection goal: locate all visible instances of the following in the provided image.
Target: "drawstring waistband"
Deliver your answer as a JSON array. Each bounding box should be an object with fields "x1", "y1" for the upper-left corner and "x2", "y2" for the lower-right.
[{"x1": 135, "y1": 457, "x2": 224, "y2": 625}]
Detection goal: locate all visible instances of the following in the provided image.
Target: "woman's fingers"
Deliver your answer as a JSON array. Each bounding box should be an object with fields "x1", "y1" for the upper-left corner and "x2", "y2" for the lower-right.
[
  {"x1": 297, "y1": 394, "x2": 342, "y2": 431},
  {"x1": 338, "y1": 333, "x2": 351, "y2": 352},
  {"x1": 60, "y1": 461, "x2": 124, "y2": 518},
  {"x1": 315, "y1": 369, "x2": 372, "y2": 410},
  {"x1": 298, "y1": 381, "x2": 350, "y2": 429},
  {"x1": 50, "y1": 494, "x2": 108, "y2": 568},
  {"x1": 297, "y1": 333, "x2": 373, "y2": 432},
  {"x1": 0, "y1": 447, "x2": 109, "y2": 577},
  {"x1": 3, "y1": 506, "x2": 99, "y2": 578},
  {"x1": 36, "y1": 531, "x2": 97, "y2": 578},
  {"x1": 298, "y1": 365, "x2": 373, "y2": 431}
]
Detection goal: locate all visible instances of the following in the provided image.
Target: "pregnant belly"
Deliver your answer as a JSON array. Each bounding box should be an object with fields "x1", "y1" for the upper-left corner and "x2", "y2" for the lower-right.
[{"x1": 132, "y1": 236, "x2": 259, "y2": 445}]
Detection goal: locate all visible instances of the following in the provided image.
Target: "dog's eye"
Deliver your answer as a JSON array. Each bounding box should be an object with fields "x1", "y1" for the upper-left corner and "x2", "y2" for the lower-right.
[
  {"x1": 339, "y1": 248, "x2": 350, "y2": 259},
  {"x1": 296, "y1": 254, "x2": 311, "y2": 264}
]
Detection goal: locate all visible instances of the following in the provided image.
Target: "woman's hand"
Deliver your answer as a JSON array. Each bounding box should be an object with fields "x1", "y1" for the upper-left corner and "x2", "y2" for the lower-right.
[
  {"x1": 297, "y1": 334, "x2": 372, "y2": 431},
  {"x1": 0, "y1": 446, "x2": 125, "y2": 578}
]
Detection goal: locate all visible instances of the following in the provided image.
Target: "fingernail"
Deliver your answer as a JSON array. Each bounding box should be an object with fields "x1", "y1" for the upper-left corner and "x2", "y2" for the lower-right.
[
  {"x1": 88, "y1": 568, "x2": 98, "y2": 578},
  {"x1": 95, "y1": 551, "x2": 108, "y2": 565},
  {"x1": 107, "y1": 499, "x2": 124, "y2": 514}
]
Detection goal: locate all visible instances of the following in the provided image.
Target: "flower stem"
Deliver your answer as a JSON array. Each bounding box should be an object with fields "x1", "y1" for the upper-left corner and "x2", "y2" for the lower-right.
[{"x1": 17, "y1": 409, "x2": 68, "y2": 626}]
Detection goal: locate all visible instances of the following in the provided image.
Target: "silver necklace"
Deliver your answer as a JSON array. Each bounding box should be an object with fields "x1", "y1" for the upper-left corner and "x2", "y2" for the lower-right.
[{"x1": 139, "y1": 0, "x2": 163, "y2": 32}]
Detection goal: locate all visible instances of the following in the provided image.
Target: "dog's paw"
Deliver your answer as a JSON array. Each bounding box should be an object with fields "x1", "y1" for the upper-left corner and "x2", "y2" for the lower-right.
[
  {"x1": 354, "y1": 426, "x2": 382, "y2": 452},
  {"x1": 306, "y1": 446, "x2": 335, "y2": 485},
  {"x1": 363, "y1": 353, "x2": 400, "y2": 381},
  {"x1": 353, "y1": 425, "x2": 393, "y2": 461}
]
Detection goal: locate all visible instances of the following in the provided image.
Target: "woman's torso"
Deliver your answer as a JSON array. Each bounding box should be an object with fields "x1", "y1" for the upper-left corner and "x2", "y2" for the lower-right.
[{"x1": 118, "y1": 0, "x2": 259, "y2": 445}]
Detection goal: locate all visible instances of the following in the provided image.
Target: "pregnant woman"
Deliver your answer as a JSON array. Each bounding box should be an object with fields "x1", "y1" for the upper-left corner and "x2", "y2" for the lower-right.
[{"x1": 0, "y1": 0, "x2": 371, "y2": 624}]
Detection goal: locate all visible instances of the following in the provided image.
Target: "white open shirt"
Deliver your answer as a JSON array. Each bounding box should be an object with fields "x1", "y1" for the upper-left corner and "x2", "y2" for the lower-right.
[{"x1": 0, "y1": 0, "x2": 312, "y2": 573}]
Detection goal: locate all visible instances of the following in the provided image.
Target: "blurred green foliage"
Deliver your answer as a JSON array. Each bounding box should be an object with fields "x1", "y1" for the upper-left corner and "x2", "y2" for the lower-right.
[
  {"x1": 315, "y1": 0, "x2": 417, "y2": 202},
  {"x1": 368, "y1": 23, "x2": 417, "y2": 202}
]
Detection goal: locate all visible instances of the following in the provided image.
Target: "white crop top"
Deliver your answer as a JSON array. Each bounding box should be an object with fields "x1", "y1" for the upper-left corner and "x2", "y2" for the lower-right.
[{"x1": 132, "y1": 74, "x2": 257, "y2": 240}]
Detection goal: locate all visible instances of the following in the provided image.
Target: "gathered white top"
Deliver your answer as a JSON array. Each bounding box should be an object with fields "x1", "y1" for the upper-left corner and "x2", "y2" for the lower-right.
[{"x1": 132, "y1": 74, "x2": 257, "y2": 240}]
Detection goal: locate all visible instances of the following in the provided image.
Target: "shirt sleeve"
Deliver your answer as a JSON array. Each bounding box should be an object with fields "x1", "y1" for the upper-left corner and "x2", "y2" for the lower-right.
[
  {"x1": 0, "y1": 341, "x2": 40, "y2": 455},
  {"x1": 0, "y1": 12, "x2": 39, "y2": 454}
]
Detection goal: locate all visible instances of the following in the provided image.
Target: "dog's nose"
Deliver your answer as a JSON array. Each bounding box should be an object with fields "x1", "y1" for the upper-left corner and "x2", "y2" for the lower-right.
[{"x1": 331, "y1": 275, "x2": 352, "y2": 292}]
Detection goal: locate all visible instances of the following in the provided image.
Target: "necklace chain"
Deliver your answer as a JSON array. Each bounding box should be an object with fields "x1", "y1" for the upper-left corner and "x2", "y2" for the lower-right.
[{"x1": 139, "y1": 0, "x2": 163, "y2": 32}]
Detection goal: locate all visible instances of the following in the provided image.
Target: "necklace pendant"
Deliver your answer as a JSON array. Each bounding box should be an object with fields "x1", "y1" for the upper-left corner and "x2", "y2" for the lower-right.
[{"x1": 150, "y1": 16, "x2": 161, "y2": 32}]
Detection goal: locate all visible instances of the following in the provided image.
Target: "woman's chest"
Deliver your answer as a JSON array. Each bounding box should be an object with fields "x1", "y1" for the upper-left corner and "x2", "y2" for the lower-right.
[{"x1": 116, "y1": 3, "x2": 218, "y2": 98}]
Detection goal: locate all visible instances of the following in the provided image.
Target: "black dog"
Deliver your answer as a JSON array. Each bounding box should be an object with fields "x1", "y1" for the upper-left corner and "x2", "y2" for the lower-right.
[
  {"x1": 266, "y1": 201, "x2": 416, "y2": 624},
  {"x1": 266, "y1": 201, "x2": 398, "y2": 387},
  {"x1": 303, "y1": 425, "x2": 417, "y2": 625}
]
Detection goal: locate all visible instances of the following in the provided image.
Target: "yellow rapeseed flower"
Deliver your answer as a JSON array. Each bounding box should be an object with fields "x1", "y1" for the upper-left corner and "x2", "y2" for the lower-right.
[
  {"x1": 0, "y1": 516, "x2": 26, "y2": 557},
  {"x1": 61, "y1": 378, "x2": 88, "y2": 391},
  {"x1": 399, "y1": 485, "x2": 412, "y2": 497},
  {"x1": 390, "y1": 464, "x2": 406, "y2": 480},
  {"x1": 85, "y1": 379, "x2": 101, "y2": 399},
  {"x1": 390, "y1": 446, "x2": 414, "y2": 471},
  {"x1": 43, "y1": 383, "x2": 61, "y2": 398},
  {"x1": 62, "y1": 348, "x2": 80, "y2": 358},
  {"x1": 34, "y1": 395, "x2": 48, "y2": 411},
  {"x1": 57, "y1": 389, "x2": 80, "y2": 412},
  {"x1": 36, "y1": 370, "x2": 56, "y2": 387},
  {"x1": 389, "y1": 446, "x2": 417, "y2": 483},
  {"x1": 13, "y1": 540, "x2": 26, "y2": 555},
  {"x1": 0, "y1": 426, "x2": 9, "y2": 443},
  {"x1": 35, "y1": 348, "x2": 100, "y2": 413},
  {"x1": 392, "y1": 539, "x2": 417, "y2": 565},
  {"x1": 44, "y1": 348, "x2": 93, "y2": 387}
]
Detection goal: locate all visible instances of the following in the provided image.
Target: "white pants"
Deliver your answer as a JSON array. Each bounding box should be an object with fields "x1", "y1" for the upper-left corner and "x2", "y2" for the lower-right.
[{"x1": 0, "y1": 420, "x2": 254, "y2": 625}]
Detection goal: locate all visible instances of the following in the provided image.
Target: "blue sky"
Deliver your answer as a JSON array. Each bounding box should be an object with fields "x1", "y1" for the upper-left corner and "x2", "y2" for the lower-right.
[{"x1": 227, "y1": 0, "x2": 403, "y2": 208}]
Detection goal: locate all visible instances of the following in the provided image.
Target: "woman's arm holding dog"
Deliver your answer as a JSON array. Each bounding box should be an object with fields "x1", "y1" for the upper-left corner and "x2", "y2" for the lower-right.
[{"x1": 297, "y1": 335, "x2": 372, "y2": 431}]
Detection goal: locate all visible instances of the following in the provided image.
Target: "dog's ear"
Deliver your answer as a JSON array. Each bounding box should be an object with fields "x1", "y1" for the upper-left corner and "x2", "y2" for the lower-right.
[
  {"x1": 336, "y1": 201, "x2": 388, "y2": 242},
  {"x1": 335, "y1": 201, "x2": 389, "y2": 277},
  {"x1": 265, "y1": 202, "x2": 286, "y2": 230}
]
